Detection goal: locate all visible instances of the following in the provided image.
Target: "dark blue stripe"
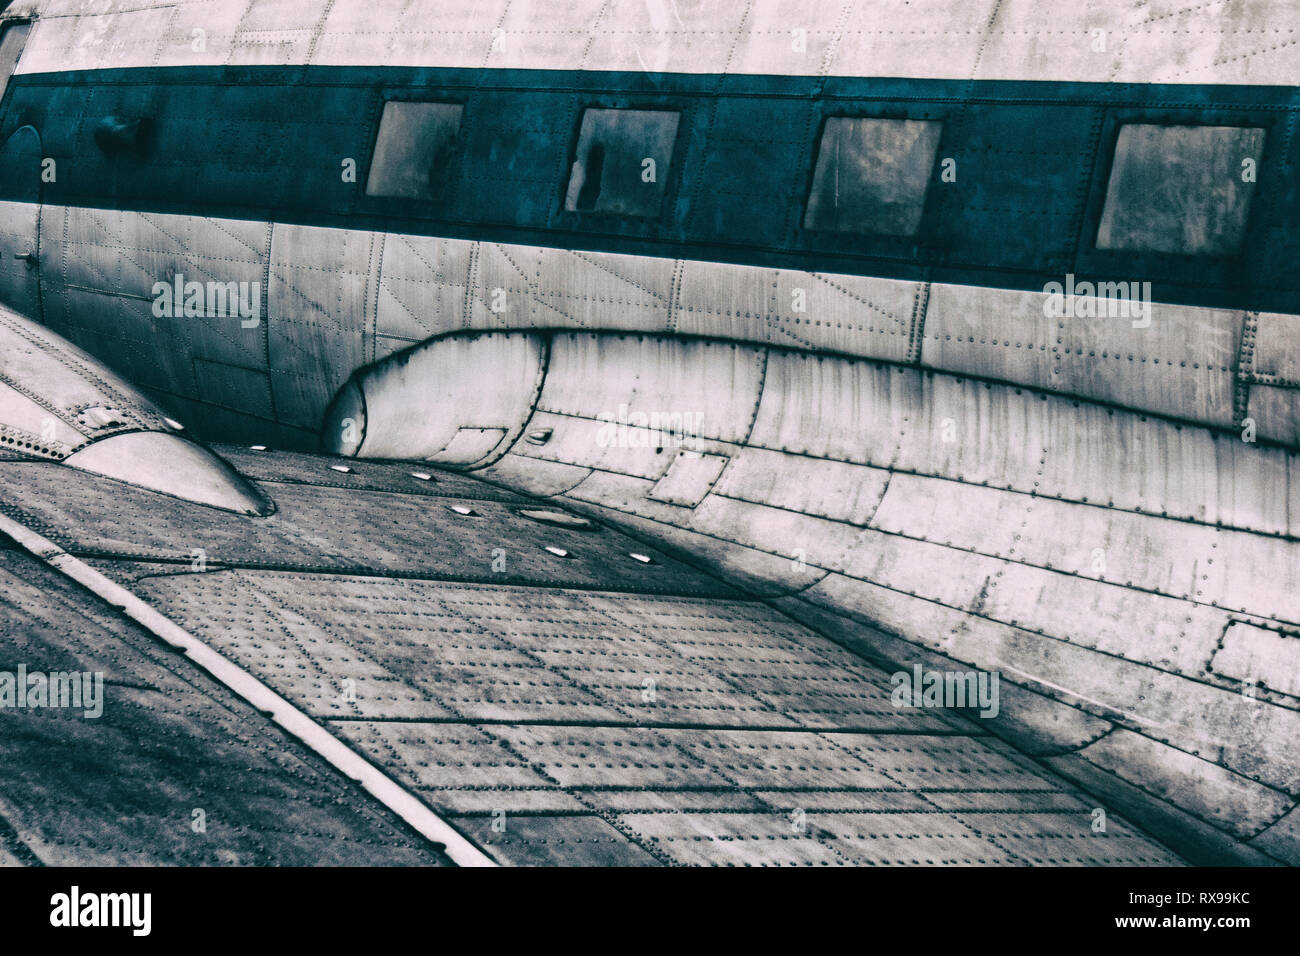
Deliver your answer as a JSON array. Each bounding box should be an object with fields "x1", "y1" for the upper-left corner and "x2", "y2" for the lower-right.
[{"x1": 1, "y1": 65, "x2": 1297, "y2": 314}]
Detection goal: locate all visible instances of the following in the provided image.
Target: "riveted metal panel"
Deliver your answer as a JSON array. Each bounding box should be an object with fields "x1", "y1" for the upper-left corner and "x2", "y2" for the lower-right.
[
  {"x1": 972, "y1": 0, "x2": 1300, "y2": 86},
  {"x1": 0, "y1": 300, "x2": 226, "y2": 475},
  {"x1": 1211, "y1": 621, "x2": 1300, "y2": 699},
  {"x1": 833, "y1": 734, "x2": 1074, "y2": 792},
  {"x1": 925, "y1": 285, "x2": 1242, "y2": 426},
  {"x1": 920, "y1": 811, "x2": 1171, "y2": 865},
  {"x1": 20, "y1": 0, "x2": 1300, "y2": 85},
  {"x1": 507, "y1": 408, "x2": 724, "y2": 481},
  {"x1": 268, "y1": 223, "x2": 379, "y2": 429},
  {"x1": 748, "y1": 350, "x2": 917, "y2": 464},
  {"x1": 828, "y1": 0, "x2": 1003, "y2": 81},
  {"x1": 577, "y1": 0, "x2": 753, "y2": 77},
  {"x1": 0, "y1": 437, "x2": 1197, "y2": 865},
  {"x1": 674, "y1": 259, "x2": 919, "y2": 362},
  {"x1": 41, "y1": 206, "x2": 270, "y2": 398},
  {"x1": 562, "y1": 486, "x2": 832, "y2": 596},
  {"x1": 1253, "y1": 312, "x2": 1300, "y2": 384},
  {"x1": 0, "y1": 462, "x2": 733, "y2": 596},
  {"x1": 0, "y1": 198, "x2": 39, "y2": 319},
  {"x1": 1060, "y1": 303, "x2": 1241, "y2": 427},
  {"x1": 870, "y1": 472, "x2": 1300, "y2": 625},
  {"x1": 972, "y1": 561, "x2": 1232, "y2": 678},
  {"x1": 375, "y1": 233, "x2": 475, "y2": 344},
  {"x1": 647, "y1": 451, "x2": 729, "y2": 507},
  {"x1": 539, "y1": 332, "x2": 766, "y2": 446},
  {"x1": 0, "y1": 550, "x2": 451, "y2": 866},
  {"x1": 1076, "y1": 728, "x2": 1292, "y2": 839},
  {"x1": 0, "y1": 380, "x2": 82, "y2": 455},
  {"x1": 751, "y1": 350, "x2": 1293, "y2": 534},
  {"x1": 772, "y1": 594, "x2": 1117, "y2": 755},
  {"x1": 1250, "y1": 805, "x2": 1300, "y2": 864},
  {"x1": 329, "y1": 721, "x2": 586, "y2": 814},
  {"x1": 710, "y1": 446, "x2": 890, "y2": 525},
  {"x1": 313, "y1": 0, "x2": 516, "y2": 72},
  {"x1": 1210, "y1": 435, "x2": 1295, "y2": 536},
  {"x1": 922, "y1": 284, "x2": 1059, "y2": 391},
  {"x1": 802, "y1": 573, "x2": 1300, "y2": 794},
  {"x1": 454, "y1": 814, "x2": 662, "y2": 867},
  {"x1": 478, "y1": 451, "x2": 591, "y2": 497},
  {"x1": 347, "y1": 331, "x2": 545, "y2": 463},
  {"x1": 687, "y1": 492, "x2": 1009, "y2": 612},
  {"x1": 686, "y1": 490, "x2": 865, "y2": 569},
  {"x1": 529, "y1": 246, "x2": 677, "y2": 332},
  {"x1": 14, "y1": 3, "x2": 182, "y2": 75},
  {"x1": 388, "y1": 239, "x2": 679, "y2": 339},
  {"x1": 1247, "y1": 384, "x2": 1300, "y2": 446},
  {"x1": 216, "y1": 443, "x2": 532, "y2": 502},
  {"x1": 193, "y1": 358, "x2": 274, "y2": 419}
]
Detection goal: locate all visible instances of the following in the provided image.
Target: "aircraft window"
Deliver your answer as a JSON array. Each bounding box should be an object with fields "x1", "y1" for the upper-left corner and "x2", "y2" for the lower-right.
[
  {"x1": 563, "y1": 108, "x2": 680, "y2": 218},
  {"x1": 803, "y1": 117, "x2": 942, "y2": 237},
  {"x1": 365, "y1": 101, "x2": 464, "y2": 201},
  {"x1": 0, "y1": 21, "x2": 31, "y2": 104},
  {"x1": 1096, "y1": 124, "x2": 1265, "y2": 256}
]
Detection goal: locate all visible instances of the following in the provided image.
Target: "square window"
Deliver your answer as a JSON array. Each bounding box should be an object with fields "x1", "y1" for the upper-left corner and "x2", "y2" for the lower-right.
[
  {"x1": 563, "y1": 108, "x2": 680, "y2": 218},
  {"x1": 1095, "y1": 124, "x2": 1265, "y2": 256},
  {"x1": 803, "y1": 117, "x2": 942, "y2": 237},
  {"x1": 0, "y1": 22, "x2": 30, "y2": 103},
  {"x1": 366, "y1": 101, "x2": 464, "y2": 202}
]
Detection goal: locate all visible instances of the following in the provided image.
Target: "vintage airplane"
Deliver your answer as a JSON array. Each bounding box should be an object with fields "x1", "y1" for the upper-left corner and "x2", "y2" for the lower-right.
[{"x1": 0, "y1": 0, "x2": 1295, "y2": 866}]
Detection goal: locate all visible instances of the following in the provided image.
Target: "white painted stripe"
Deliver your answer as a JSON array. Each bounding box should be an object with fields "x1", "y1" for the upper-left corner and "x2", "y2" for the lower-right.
[
  {"x1": 10, "y1": 0, "x2": 1300, "y2": 85},
  {"x1": 0, "y1": 508, "x2": 497, "y2": 868}
]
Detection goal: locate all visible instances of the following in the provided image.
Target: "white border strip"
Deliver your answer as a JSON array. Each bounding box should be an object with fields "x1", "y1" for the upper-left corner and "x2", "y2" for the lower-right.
[{"x1": 0, "y1": 510, "x2": 496, "y2": 868}]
